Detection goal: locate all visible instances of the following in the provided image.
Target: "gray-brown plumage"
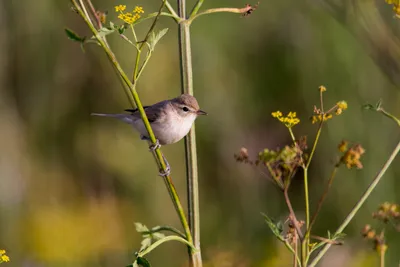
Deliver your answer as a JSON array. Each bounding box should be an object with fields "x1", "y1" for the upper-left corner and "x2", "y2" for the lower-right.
[{"x1": 91, "y1": 94, "x2": 207, "y2": 145}]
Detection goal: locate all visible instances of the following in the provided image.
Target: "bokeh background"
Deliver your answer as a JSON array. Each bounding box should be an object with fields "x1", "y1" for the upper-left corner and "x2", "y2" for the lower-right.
[{"x1": 1, "y1": 0, "x2": 400, "y2": 266}]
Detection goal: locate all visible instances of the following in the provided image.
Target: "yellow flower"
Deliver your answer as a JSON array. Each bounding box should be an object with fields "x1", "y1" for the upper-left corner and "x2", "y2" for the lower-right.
[
  {"x1": 319, "y1": 85, "x2": 327, "y2": 92},
  {"x1": 271, "y1": 111, "x2": 300, "y2": 128},
  {"x1": 133, "y1": 13, "x2": 141, "y2": 21},
  {"x1": 1, "y1": 255, "x2": 9, "y2": 262},
  {"x1": 271, "y1": 111, "x2": 282, "y2": 118},
  {"x1": 338, "y1": 140, "x2": 348, "y2": 153},
  {"x1": 134, "y1": 6, "x2": 144, "y2": 14},
  {"x1": 337, "y1": 101, "x2": 348, "y2": 110},
  {"x1": 114, "y1": 5, "x2": 126, "y2": 12},
  {"x1": 0, "y1": 250, "x2": 9, "y2": 263}
]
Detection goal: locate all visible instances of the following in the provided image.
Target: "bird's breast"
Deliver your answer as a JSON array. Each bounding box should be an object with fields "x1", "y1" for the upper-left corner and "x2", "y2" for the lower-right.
[{"x1": 154, "y1": 115, "x2": 196, "y2": 145}]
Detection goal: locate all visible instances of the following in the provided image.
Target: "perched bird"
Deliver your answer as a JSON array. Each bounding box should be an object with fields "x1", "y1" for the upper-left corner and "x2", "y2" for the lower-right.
[{"x1": 91, "y1": 94, "x2": 207, "y2": 175}]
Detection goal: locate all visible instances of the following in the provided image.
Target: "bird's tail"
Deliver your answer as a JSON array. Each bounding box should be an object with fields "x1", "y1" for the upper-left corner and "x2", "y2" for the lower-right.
[{"x1": 91, "y1": 113, "x2": 133, "y2": 124}]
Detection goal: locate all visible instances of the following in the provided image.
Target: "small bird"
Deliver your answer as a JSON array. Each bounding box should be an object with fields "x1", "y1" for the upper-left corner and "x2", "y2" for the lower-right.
[{"x1": 91, "y1": 94, "x2": 207, "y2": 175}]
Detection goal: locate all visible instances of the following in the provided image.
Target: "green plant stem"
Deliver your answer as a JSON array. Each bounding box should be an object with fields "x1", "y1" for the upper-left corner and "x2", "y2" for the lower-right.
[
  {"x1": 284, "y1": 240, "x2": 301, "y2": 267},
  {"x1": 380, "y1": 249, "x2": 385, "y2": 267},
  {"x1": 177, "y1": 1, "x2": 202, "y2": 266},
  {"x1": 189, "y1": 0, "x2": 204, "y2": 18},
  {"x1": 308, "y1": 140, "x2": 400, "y2": 267},
  {"x1": 144, "y1": 226, "x2": 186, "y2": 239},
  {"x1": 187, "y1": 6, "x2": 253, "y2": 24},
  {"x1": 165, "y1": 1, "x2": 180, "y2": 21},
  {"x1": 71, "y1": 0, "x2": 194, "y2": 252},
  {"x1": 378, "y1": 108, "x2": 400, "y2": 127},
  {"x1": 306, "y1": 166, "x2": 339, "y2": 237},
  {"x1": 134, "y1": 11, "x2": 181, "y2": 25},
  {"x1": 301, "y1": 121, "x2": 323, "y2": 263},
  {"x1": 138, "y1": 235, "x2": 196, "y2": 258},
  {"x1": 306, "y1": 122, "x2": 323, "y2": 169}
]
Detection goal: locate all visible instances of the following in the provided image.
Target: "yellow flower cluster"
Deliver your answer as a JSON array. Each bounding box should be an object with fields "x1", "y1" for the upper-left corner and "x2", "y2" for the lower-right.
[
  {"x1": 386, "y1": 0, "x2": 400, "y2": 17},
  {"x1": 271, "y1": 111, "x2": 300, "y2": 128},
  {"x1": 114, "y1": 4, "x2": 144, "y2": 24},
  {"x1": 311, "y1": 113, "x2": 333, "y2": 124},
  {"x1": 0, "y1": 250, "x2": 9, "y2": 263},
  {"x1": 338, "y1": 142, "x2": 365, "y2": 169}
]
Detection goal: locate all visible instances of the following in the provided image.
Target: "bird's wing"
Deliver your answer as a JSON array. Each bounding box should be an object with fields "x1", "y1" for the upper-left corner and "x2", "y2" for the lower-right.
[{"x1": 125, "y1": 103, "x2": 166, "y2": 123}]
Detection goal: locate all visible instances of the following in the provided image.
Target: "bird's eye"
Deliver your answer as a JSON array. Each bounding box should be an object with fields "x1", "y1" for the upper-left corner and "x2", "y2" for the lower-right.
[{"x1": 182, "y1": 107, "x2": 189, "y2": 112}]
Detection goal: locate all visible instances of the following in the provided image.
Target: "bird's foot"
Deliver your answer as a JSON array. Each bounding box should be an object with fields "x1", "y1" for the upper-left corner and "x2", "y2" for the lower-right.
[
  {"x1": 158, "y1": 154, "x2": 171, "y2": 177},
  {"x1": 149, "y1": 139, "x2": 161, "y2": 151}
]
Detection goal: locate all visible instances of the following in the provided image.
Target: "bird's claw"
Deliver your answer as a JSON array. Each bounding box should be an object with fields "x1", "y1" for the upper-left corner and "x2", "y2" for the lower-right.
[
  {"x1": 158, "y1": 165, "x2": 171, "y2": 177},
  {"x1": 158, "y1": 154, "x2": 171, "y2": 177},
  {"x1": 149, "y1": 139, "x2": 161, "y2": 151}
]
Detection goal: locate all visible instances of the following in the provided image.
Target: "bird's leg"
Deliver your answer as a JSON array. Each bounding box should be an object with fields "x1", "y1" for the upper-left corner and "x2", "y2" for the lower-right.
[
  {"x1": 140, "y1": 135, "x2": 161, "y2": 151},
  {"x1": 158, "y1": 154, "x2": 171, "y2": 177},
  {"x1": 149, "y1": 139, "x2": 161, "y2": 151}
]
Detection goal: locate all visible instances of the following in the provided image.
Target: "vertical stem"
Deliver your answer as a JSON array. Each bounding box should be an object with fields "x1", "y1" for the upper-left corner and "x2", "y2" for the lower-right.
[
  {"x1": 177, "y1": 1, "x2": 202, "y2": 266},
  {"x1": 380, "y1": 249, "x2": 385, "y2": 267},
  {"x1": 306, "y1": 166, "x2": 339, "y2": 237}
]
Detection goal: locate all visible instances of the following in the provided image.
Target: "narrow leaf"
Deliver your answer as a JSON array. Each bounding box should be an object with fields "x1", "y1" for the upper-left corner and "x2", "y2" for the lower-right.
[
  {"x1": 65, "y1": 28, "x2": 85, "y2": 42},
  {"x1": 261, "y1": 213, "x2": 284, "y2": 241}
]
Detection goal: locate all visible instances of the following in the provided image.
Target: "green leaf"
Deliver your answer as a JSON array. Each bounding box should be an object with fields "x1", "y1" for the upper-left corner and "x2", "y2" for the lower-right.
[
  {"x1": 140, "y1": 237, "x2": 152, "y2": 251},
  {"x1": 135, "y1": 222, "x2": 149, "y2": 233},
  {"x1": 152, "y1": 232, "x2": 165, "y2": 240},
  {"x1": 375, "y1": 99, "x2": 383, "y2": 109},
  {"x1": 65, "y1": 28, "x2": 85, "y2": 42},
  {"x1": 261, "y1": 213, "x2": 284, "y2": 242},
  {"x1": 137, "y1": 257, "x2": 151, "y2": 267},
  {"x1": 97, "y1": 26, "x2": 116, "y2": 38},
  {"x1": 148, "y1": 28, "x2": 169, "y2": 51},
  {"x1": 362, "y1": 103, "x2": 375, "y2": 110}
]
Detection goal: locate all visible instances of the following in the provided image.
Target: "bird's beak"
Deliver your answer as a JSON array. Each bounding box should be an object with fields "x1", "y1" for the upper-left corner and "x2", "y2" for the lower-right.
[{"x1": 196, "y1": 110, "x2": 208, "y2": 116}]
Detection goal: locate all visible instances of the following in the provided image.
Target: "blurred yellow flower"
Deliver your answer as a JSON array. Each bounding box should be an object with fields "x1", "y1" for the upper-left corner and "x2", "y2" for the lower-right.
[
  {"x1": 0, "y1": 250, "x2": 9, "y2": 263},
  {"x1": 272, "y1": 111, "x2": 300, "y2": 128},
  {"x1": 311, "y1": 113, "x2": 332, "y2": 124},
  {"x1": 115, "y1": 4, "x2": 144, "y2": 24},
  {"x1": 337, "y1": 101, "x2": 348, "y2": 110},
  {"x1": 134, "y1": 6, "x2": 144, "y2": 14},
  {"x1": 114, "y1": 5, "x2": 126, "y2": 12},
  {"x1": 318, "y1": 85, "x2": 327, "y2": 92}
]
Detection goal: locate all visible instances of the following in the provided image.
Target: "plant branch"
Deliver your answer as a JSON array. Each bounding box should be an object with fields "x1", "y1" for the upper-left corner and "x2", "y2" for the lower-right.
[
  {"x1": 308, "y1": 140, "x2": 400, "y2": 267},
  {"x1": 165, "y1": 1, "x2": 180, "y2": 21},
  {"x1": 71, "y1": 0, "x2": 194, "y2": 251},
  {"x1": 189, "y1": 0, "x2": 204, "y2": 18},
  {"x1": 187, "y1": 6, "x2": 253, "y2": 24},
  {"x1": 284, "y1": 188, "x2": 304, "y2": 240},
  {"x1": 306, "y1": 166, "x2": 339, "y2": 237},
  {"x1": 177, "y1": 0, "x2": 202, "y2": 266}
]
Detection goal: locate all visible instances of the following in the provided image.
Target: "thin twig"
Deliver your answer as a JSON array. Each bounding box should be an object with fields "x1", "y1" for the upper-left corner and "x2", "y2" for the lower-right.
[
  {"x1": 306, "y1": 166, "x2": 339, "y2": 237},
  {"x1": 85, "y1": 0, "x2": 102, "y2": 29},
  {"x1": 284, "y1": 188, "x2": 304, "y2": 240},
  {"x1": 310, "y1": 235, "x2": 343, "y2": 245},
  {"x1": 309, "y1": 140, "x2": 400, "y2": 267},
  {"x1": 188, "y1": 6, "x2": 253, "y2": 24}
]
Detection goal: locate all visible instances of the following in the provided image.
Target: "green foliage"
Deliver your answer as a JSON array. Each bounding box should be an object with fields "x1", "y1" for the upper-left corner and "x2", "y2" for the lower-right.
[
  {"x1": 147, "y1": 28, "x2": 169, "y2": 52},
  {"x1": 261, "y1": 213, "x2": 284, "y2": 242}
]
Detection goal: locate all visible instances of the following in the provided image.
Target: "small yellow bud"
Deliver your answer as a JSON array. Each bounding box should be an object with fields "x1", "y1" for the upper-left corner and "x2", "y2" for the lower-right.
[
  {"x1": 337, "y1": 101, "x2": 348, "y2": 110},
  {"x1": 319, "y1": 85, "x2": 327, "y2": 92}
]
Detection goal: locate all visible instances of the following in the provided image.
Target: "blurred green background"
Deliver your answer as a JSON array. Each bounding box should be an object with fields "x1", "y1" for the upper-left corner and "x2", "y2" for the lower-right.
[{"x1": 1, "y1": 0, "x2": 400, "y2": 266}]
